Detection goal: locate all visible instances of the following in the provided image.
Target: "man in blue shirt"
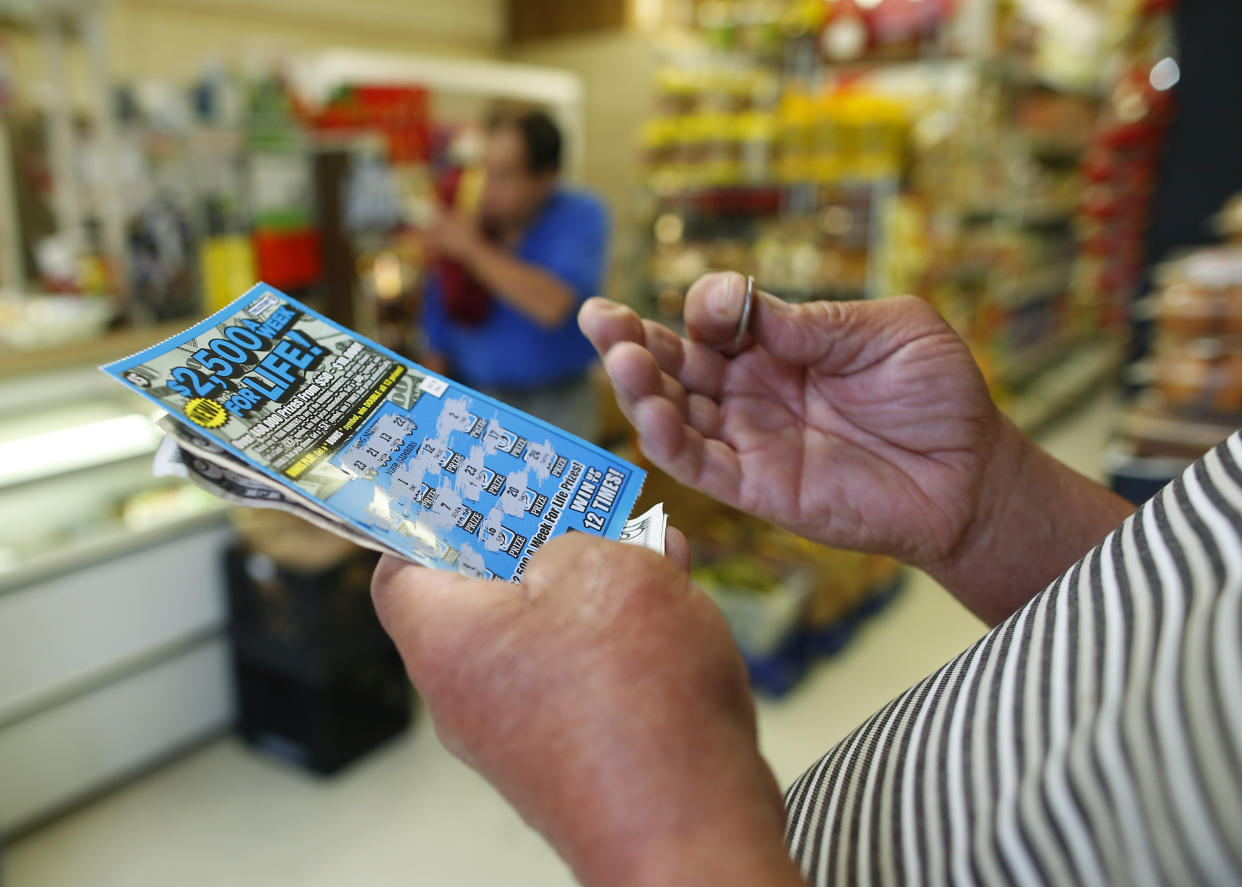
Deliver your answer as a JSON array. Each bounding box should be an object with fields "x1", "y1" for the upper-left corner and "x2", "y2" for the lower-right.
[{"x1": 419, "y1": 109, "x2": 609, "y2": 440}]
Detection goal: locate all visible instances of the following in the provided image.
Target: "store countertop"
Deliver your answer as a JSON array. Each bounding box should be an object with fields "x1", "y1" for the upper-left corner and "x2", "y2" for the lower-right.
[{"x1": 0, "y1": 323, "x2": 186, "y2": 382}]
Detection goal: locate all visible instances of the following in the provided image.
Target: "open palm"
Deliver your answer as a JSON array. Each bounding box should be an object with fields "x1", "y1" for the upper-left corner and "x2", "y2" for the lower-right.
[{"x1": 580, "y1": 273, "x2": 1004, "y2": 569}]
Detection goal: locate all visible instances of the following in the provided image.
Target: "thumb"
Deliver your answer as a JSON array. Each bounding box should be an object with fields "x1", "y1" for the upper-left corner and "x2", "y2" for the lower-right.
[
  {"x1": 371, "y1": 555, "x2": 523, "y2": 677},
  {"x1": 685, "y1": 272, "x2": 939, "y2": 373}
]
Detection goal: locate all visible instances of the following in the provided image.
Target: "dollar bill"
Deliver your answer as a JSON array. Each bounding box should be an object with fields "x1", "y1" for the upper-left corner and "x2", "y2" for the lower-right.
[{"x1": 618, "y1": 502, "x2": 668, "y2": 555}]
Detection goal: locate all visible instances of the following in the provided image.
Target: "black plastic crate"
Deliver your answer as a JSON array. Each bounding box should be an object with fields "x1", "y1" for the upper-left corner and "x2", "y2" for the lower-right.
[
  {"x1": 233, "y1": 648, "x2": 412, "y2": 776},
  {"x1": 224, "y1": 542, "x2": 414, "y2": 774},
  {"x1": 225, "y1": 544, "x2": 392, "y2": 675}
]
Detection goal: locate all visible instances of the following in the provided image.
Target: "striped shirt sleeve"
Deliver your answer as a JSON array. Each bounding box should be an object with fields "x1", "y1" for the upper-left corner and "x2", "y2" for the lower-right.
[{"x1": 784, "y1": 432, "x2": 1242, "y2": 886}]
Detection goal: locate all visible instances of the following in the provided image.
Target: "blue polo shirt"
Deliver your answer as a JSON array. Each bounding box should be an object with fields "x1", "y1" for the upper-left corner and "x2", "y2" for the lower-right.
[{"x1": 422, "y1": 189, "x2": 609, "y2": 390}]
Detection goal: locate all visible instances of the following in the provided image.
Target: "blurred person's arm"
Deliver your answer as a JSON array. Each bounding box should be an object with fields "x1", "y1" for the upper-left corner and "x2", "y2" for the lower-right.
[
  {"x1": 422, "y1": 210, "x2": 577, "y2": 329},
  {"x1": 580, "y1": 273, "x2": 1135, "y2": 626},
  {"x1": 468, "y1": 242, "x2": 576, "y2": 328}
]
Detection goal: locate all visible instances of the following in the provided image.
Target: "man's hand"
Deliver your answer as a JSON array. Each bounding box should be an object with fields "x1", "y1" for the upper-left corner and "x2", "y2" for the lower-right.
[
  {"x1": 580, "y1": 272, "x2": 1135, "y2": 624},
  {"x1": 420, "y1": 207, "x2": 576, "y2": 329},
  {"x1": 581, "y1": 272, "x2": 998, "y2": 570},
  {"x1": 371, "y1": 534, "x2": 805, "y2": 887},
  {"x1": 419, "y1": 209, "x2": 486, "y2": 263}
]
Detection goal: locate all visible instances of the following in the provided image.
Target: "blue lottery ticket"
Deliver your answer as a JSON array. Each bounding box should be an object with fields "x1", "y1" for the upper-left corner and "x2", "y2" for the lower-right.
[{"x1": 102, "y1": 283, "x2": 647, "y2": 582}]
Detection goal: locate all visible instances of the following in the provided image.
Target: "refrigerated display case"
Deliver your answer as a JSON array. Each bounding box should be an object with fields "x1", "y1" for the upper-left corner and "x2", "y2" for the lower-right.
[{"x1": 0, "y1": 328, "x2": 234, "y2": 835}]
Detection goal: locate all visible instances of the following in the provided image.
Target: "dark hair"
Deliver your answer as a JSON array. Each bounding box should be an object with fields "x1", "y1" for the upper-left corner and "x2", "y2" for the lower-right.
[{"x1": 486, "y1": 108, "x2": 562, "y2": 176}]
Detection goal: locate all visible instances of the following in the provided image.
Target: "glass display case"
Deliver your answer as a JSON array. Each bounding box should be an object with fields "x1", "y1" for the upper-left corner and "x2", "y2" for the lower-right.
[
  {"x1": 0, "y1": 331, "x2": 225, "y2": 591},
  {"x1": 0, "y1": 328, "x2": 235, "y2": 835}
]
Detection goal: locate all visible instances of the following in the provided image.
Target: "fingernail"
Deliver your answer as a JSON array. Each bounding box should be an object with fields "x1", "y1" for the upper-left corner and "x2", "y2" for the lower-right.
[
  {"x1": 708, "y1": 274, "x2": 741, "y2": 320},
  {"x1": 585, "y1": 297, "x2": 622, "y2": 315}
]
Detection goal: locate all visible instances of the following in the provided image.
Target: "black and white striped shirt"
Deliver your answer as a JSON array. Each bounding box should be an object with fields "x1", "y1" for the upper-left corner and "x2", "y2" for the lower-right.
[{"x1": 784, "y1": 433, "x2": 1242, "y2": 885}]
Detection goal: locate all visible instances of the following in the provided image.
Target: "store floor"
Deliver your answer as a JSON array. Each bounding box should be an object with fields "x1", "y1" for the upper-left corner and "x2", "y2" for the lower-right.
[{"x1": 5, "y1": 392, "x2": 1121, "y2": 887}]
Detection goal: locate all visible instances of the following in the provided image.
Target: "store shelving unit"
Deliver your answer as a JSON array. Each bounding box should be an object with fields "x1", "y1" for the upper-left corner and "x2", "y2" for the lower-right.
[
  {"x1": 619, "y1": 1, "x2": 1168, "y2": 688},
  {"x1": 633, "y1": 47, "x2": 910, "y2": 320},
  {"x1": 0, "y1": 0, "x2": 129, "y2": 297},
  {"x1": 626, "y1": 5, "x2": 953, "y2": 687}
]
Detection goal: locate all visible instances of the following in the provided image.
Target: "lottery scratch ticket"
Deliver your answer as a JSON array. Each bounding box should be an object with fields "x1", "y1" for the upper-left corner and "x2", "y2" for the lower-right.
[{"x1": 103, "y1": 283, "x2": 657, "y2": 582}]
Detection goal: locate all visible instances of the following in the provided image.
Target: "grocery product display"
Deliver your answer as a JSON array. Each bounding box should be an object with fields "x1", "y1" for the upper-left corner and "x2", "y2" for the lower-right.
[
  {"x1": 638, "y1": 1, "x2": 1176, "y2": 397},
  {"x1": 638, "y1": 63, "x2": 906, "y2": 314},
  {"x1": 1110, "y1": 210, "x2": 1242, "y2": 503},
  {"x1": 885, "y1": 3, "x2": 1181, "y2": 421},
  {"x1": 626, "y1": 0, "x2": 1184, "y2": 682}
]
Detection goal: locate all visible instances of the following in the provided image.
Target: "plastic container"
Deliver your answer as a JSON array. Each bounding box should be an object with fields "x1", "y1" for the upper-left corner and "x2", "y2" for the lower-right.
[
  {"x1": 697, "y1": 560, "x2": 813, "y2": 660},
  {"x1": 1154, "y1": 281, "x2": 1242, "y2": 339},
  {"x1": 738, "y1": 111, "x2": 776, "y2": 185},
  {"x1": 253, "y1": 228, "x2": 323, "y2": 292},
  {"x1": 1152, "y1": 344, "x2": 1242, "y2": 417}
]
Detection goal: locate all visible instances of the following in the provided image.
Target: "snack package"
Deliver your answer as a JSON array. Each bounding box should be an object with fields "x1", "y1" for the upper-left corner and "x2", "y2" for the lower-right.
[{"x1": 104, "y1": 283, "x2": 657, "y2": 582}]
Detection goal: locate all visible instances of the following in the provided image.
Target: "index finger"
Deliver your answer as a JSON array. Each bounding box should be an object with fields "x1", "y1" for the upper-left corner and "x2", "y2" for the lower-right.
[{"x1": 580, "y1": 298, "x2": 729, "y2": 399}]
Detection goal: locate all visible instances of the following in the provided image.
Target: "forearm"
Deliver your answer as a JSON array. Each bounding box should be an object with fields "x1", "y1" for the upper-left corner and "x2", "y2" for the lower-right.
[
  {"x1": 555, "y1": 769, "x2": 805, "y2": 887},
  {"x1": 597, "y1": 811, "x2": 806, "y2": 887},
  {"x1": 513, "y1": 696, "x2": 805, "y2": 887},
  {"x1": 466, "y1": 242, "x2": 576, "y2": 328},
  {"x1": 925, "y1": 415, "x2": 1136, "y2": 626}
]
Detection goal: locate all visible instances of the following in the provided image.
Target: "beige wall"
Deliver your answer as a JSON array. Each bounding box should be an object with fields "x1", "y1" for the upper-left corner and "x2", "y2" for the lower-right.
[
  {"x1": 509, "y1": 30, "x2": 659, "y2": 300},
  {"x1": 5, "y1": 0, "x2": 504, "y2": 103},
  {"x1": 109, "y1": 0, "x2": 504, "y2": 79}
]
